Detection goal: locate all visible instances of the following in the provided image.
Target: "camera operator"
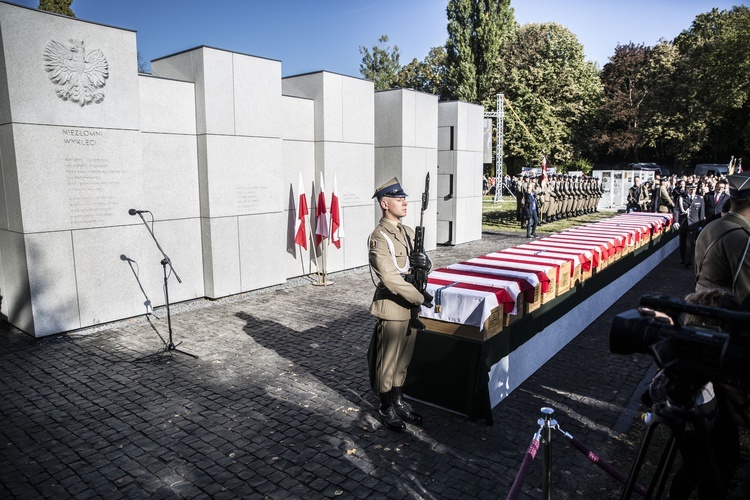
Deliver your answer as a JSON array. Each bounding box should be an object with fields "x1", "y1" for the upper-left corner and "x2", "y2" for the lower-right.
[
  {"x1": 695, "y1": 172, "x2": 750, "y2": 305},
  {"x1": 642, "y1": 290, "x2": 741, "y2": 499}
]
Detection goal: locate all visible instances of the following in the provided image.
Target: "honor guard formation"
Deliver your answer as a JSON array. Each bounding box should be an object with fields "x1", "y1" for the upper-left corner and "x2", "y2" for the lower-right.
[{"x1": 512, "y1": 174, "x2": 604, "y2": 232}]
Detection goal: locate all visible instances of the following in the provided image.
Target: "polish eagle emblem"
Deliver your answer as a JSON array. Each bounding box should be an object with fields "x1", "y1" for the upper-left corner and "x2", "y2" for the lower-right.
[{"x1": 43, "y1": 39, "x2": 109, "y2": 106}]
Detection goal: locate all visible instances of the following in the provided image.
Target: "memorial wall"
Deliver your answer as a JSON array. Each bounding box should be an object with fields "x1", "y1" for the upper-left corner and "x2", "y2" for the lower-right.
[
  {"x1": 437, "y1": 101, "x2": 485, "y2": 245},
  {"x1": 0, "y1": 2, "x2": 484, "y2": 337}
]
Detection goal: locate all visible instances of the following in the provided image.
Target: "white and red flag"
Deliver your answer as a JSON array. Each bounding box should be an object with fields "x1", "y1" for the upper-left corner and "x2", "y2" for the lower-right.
[
  {"x1": 541, "y1": 154, "x2": 548, "y2": 180},
  {"x1": 330, "y1": 173, "x2": 344, "y2": 249},
  {"x1": 315, "y1": 172, "x2": 329, "y2": 246},
  {"x1": 294, "y1": 172, "x2": 308, "y2": 250}
]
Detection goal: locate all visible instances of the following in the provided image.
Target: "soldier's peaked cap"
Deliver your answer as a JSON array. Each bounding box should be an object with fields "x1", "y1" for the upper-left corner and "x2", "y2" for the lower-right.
[
  {"x1": 373, "y1": 177, "x2": 408, "y2": 199},
  {"x1": 727, "y1": 172, "x2": 750, "y2": 199}
]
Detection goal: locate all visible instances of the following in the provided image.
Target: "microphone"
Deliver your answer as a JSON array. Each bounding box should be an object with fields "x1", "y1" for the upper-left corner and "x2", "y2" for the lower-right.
[{"x1": 128, "y1": 208, "x2": 147, "y2": 216}]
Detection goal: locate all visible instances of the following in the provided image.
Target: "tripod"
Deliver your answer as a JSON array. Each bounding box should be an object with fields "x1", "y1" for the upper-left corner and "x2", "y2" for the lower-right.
[
  {"x1": 131, "y1": 209, "x2": 197, "y2": 359},
  {"x1": 621, "y1": 385, "x2": 726, "y2": 499}
]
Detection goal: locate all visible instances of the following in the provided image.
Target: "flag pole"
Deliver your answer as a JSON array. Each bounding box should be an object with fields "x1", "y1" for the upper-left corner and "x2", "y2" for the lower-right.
[
  {"x1": 322, "y1": 239, "x2": 328, "y2": 285},
  {"x1": 303, "y1": 209, "x2": 315, "y2": 278}
]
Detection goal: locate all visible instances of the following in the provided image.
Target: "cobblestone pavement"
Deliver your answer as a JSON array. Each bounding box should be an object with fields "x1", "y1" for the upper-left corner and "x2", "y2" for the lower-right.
[{"x1": 0, "y1": 230, "x2": 700, "y2": 499}]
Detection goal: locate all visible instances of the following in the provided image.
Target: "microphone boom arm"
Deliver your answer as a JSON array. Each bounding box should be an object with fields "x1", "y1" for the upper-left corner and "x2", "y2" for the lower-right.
[{"x1": 136, "y1": 212, "x2": 182, "y2": 283}]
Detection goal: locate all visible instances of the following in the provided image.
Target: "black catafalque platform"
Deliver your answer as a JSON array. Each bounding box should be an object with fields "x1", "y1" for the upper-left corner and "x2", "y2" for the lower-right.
[{"x1": 404, "y1": 217, "x2": 678, "y2": 424}]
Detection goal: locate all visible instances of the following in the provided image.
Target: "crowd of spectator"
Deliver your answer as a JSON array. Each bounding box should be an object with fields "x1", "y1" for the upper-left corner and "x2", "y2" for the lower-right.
[
  {"x1": 630, "y1": 169, "x2": 750, "y2": 499},
  {"x1": 626, "y1": 171, "x2": 733, "y2": 267}
]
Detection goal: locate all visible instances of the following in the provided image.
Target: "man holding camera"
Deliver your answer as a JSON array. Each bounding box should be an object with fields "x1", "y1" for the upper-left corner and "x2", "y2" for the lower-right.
[
  {"x1": 695, "y1": 172, "x2": 750, "y2": 305},
  {"x1": 627, "y1": 176, "x2": 643, "y2": 212},
  {"x1": 368, "y1": 178, "x2": 432, "y2": 432}
]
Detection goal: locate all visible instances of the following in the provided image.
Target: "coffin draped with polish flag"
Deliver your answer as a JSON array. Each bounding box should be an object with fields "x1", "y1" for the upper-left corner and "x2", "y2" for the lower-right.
[{"x1": 419, "y1": 212, "x2": 673, "y2": 339}]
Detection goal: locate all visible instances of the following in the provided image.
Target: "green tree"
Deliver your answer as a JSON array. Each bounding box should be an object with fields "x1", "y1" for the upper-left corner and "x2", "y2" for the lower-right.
[
  {"x1": 395, "y1": 46, "x2": 447, "y2": 95},
  {"x1": 444, "y1": 0, "x2": 515, "y2": 106},
  {"x1": 359, "y1": 35, "x2": 401, "y2": 91},
  {"x1": 137, "y1": 52, "x2": 151, "y2": 74},
  {"x1": 595, "y1": 43, "x2": 652, "y2": 162},
  {"x1": 38, "y1": 0, "x2": 75, "y2": 17},
  {"x1": 669, "y1": 6, "x2": 750, "y2": 166},
  {"x1": 640, "y1": 40, "x2": 681, "y2": 163},
  {"x1": 501, "y1": 23, "x2": 602, "y2": 172}
]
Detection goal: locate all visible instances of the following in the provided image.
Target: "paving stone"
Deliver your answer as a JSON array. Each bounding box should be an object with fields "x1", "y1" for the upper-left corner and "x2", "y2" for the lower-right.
[{"x1": 0, "y1": 232, "x2": 726, "y2": 498}]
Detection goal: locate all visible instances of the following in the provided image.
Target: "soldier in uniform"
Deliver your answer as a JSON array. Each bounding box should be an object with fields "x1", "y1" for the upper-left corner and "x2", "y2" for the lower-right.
[
  {"x1": 537, "y1": 177, "x2": 548, "y2": 224},
  {"x1": 694, "y1": 172, "x2": 750, "y2": 305},
  {"x1": 368, "y1": 178, "x2": 433, "y2": 432},
  {"x1": 516, "y1": 175, "x2": 527, "y2": 225},
  {"x1": 573, "y1": 177, "x2": 583, "y2": 216},
  {"x1": 542, "y1": 179, "x2": 557, "y2": 222},
  {"x1": 653, "y1": 179, "x2": 675, "y2": 214},
  {"x1": 564, "y1": 176, "x2": 573, "y2": 218}
]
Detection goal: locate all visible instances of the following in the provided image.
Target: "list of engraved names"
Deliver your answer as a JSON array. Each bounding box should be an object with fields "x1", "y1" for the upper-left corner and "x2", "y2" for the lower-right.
[{"x1": 62, "y1": 128, "x2": 124, "y2": 226}]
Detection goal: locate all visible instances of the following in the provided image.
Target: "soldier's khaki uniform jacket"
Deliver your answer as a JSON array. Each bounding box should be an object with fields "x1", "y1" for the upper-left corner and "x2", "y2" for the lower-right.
[
  {"x1": 369, "y1": 217, "x2": 425, "y2": 321},
  {"x1": 695, "y1": 211, "x2": 750, "y2": 303}
]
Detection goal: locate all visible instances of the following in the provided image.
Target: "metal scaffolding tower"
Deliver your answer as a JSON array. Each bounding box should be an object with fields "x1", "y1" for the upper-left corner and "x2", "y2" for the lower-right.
[{"x1": 484, "y1": 94, "x2": 512, "y2": 203}]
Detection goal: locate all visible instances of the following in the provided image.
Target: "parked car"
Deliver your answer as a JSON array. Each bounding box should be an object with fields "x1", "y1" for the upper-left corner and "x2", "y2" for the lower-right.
[
  {"x1": 694, "y1": 163, "x2": 729, "y2": 177},
  {"x1": 628, "y1": 163, "x2": 671, "y2": 177}
]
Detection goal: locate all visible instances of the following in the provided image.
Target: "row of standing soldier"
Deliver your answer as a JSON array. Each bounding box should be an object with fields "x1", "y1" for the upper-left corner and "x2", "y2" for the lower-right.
[{"x1": 516, "y1": 175, "x2": 603, "y2": 226}]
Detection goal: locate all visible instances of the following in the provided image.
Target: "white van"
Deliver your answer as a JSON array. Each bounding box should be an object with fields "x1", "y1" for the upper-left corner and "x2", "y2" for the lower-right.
[{"x1": 694, "y1": 163, "x2": 729, "y2": 177}]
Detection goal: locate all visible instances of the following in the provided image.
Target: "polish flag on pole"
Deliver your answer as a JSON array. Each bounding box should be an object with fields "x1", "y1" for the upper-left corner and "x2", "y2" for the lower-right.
[
  {"x1": 330, "y1": 173, "x2": 344, "y2": 249},
  {"x1": 294, "y1": 172, "x2": 308, "y2": 250},
  {"x1": 315, "y1": 172, "x2": 329, "y2": 246},
  {"x1": 541, "y1": 154, "x2": 548, "y2": 180}
]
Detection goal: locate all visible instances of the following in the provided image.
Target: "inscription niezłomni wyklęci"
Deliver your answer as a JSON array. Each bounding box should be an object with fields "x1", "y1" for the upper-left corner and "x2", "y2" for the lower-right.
[
  {"x1": 43, "y1": 39, "x2": 109, "y2": 106},
  {"x1": 63, "y1": 128, "x2": 102, "y2": 146}
]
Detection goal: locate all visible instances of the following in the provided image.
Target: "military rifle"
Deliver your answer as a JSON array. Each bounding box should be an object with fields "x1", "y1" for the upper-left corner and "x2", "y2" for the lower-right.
[{"x1": 410, "y1": 173, "x2": 432, "y2": 308}]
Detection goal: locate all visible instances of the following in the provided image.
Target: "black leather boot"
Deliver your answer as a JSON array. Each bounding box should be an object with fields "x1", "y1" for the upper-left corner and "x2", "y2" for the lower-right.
[
  {"x1": 378, "y1": 392, "x2": 405, "y2": 432},
  {"x1": 391, "y1": 386, "x2": 423, "y2": 425}
]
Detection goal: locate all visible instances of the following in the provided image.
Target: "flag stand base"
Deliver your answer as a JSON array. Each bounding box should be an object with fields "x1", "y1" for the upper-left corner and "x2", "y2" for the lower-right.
[{"x1": 312, "y1": 281, "x2": 334, "y2": 287}]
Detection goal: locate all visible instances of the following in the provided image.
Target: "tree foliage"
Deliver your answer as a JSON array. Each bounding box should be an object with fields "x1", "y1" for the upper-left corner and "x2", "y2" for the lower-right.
[
  {"x1": 137, "y1": 52, "x2": 151, "y2": 74},
  {"x1": 359, "y1": 35, "x2": 401, "y2": 91},
  {"x1": 444, "y1": 0, "x2": 515, "y2": 107},
  {"x1": 501, "y1": 23, "x2": 602, "y2": 171},
  {"x1": 598, "y1": 6, "x2": 750, "y2": 168},
  {"x1": 595, "y1": 43, "x2": 652, "y2": 161},
  {"x1": 356, "y1": 3, "x2": 749, "y2": 172},
  {"x1": 396, "y1": 46, "x2": 447, "y2": 96},
  {"x1": 668, "y1": 6, "x2": 750, "y2": 165},
  {"x1": 38, "y1": 0, "x2": 75, "y2": 17}
]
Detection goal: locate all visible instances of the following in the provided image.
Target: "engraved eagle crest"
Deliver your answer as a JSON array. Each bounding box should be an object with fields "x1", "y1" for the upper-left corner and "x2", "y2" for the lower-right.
[{"x1": 43, "y1": 39, "x2": 109, "y2": 106}]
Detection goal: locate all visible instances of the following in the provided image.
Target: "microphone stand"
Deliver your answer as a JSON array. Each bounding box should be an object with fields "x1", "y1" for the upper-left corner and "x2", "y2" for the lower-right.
[{"x1": 134, "y1": 211, "x2": 197, "y2": 359}]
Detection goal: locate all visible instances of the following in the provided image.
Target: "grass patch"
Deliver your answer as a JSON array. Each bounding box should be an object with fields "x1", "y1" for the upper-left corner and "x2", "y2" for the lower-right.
[{"x1": 482, "y1": 196, "x2": 616, "y2": 234}]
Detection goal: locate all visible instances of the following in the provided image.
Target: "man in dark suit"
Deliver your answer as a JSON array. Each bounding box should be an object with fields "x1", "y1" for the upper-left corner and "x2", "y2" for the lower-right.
[
  {"x1": 705, "y1": 179, "x2": 729, "y2": 222},
  {"x1": 674, "y1": 184, "x2": 705, "y2": 266}
]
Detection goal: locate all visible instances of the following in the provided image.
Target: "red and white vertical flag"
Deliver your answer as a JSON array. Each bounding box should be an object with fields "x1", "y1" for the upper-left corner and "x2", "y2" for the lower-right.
[
  {"x1": 294, "y1": 172, "x2": 308, "y2": 250},
  {"x1": 739, "y1": 158, "x2": 744, "y2": 174},
  {"x1": 330, "y1": 173, "x2": 344, "y2": 249},
  {"x1": 315, "y1": 172, "x2": 329, "y2": 246},
  {"x1": 541, "y1": 154, "x2": 548, "y2": 180}
]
